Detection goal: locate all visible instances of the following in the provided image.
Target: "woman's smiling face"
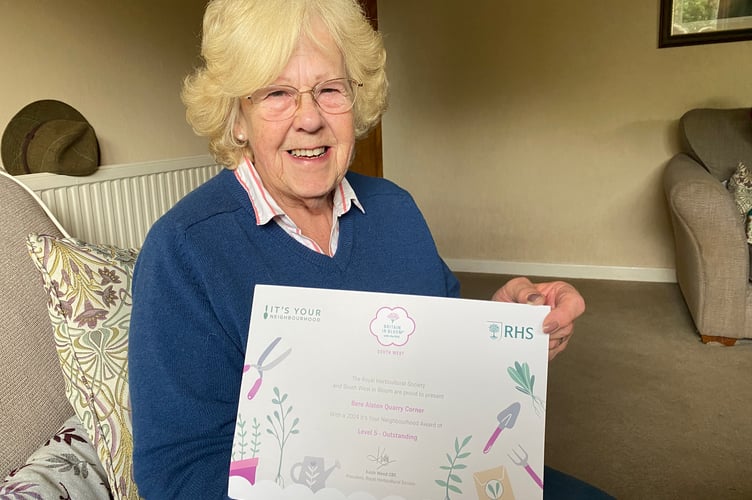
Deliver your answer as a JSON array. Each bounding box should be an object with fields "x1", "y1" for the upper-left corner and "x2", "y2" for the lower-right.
[{"x1": 235, "y1": 20, "x2": 356, "y2": 211}]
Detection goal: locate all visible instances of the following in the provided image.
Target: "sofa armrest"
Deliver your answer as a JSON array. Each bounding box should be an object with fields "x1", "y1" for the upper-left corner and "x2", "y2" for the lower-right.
[
  {"x1": 0, "y1": 172, "x2": 72, "y2": 478},
  {"x1": 663, "y1": 153, "x2": 749, "y2": 338}
]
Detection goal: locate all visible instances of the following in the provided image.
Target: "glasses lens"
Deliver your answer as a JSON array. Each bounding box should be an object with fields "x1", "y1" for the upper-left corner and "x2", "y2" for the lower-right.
[
  {"x1": 250, "y1": 86, "x2": 297, "y2": 120},
  {"x1": 249, "y1": 79, "x2": 360, "y2": 121},
  {"x1": 314, "y1": 79, "x2": 356, "y2": 114}
]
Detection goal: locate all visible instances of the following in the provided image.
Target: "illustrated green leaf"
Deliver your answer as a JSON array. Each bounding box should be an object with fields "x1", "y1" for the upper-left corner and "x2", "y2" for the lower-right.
[
  {"x1": 507, "y1": 367, "x2": 525, "y2": 387},
  {"x1": 439, "y1": 465, "x2": 451, "y2": 470},
  {"x1": 438, "y1": 435, "x2": 473, "y2": 497},
  {"x1": 515, "y1": 386, "x2": 531, "y2": 396},
  {"x1": 487, "y1": 480, "x2": 502, "y2": 497},
  {"x1": 460, "y1": 435, "x2": 472, "y2": 449},
  {"x1": 530, "y1": 374, "x2": 535, "y2": 392}
]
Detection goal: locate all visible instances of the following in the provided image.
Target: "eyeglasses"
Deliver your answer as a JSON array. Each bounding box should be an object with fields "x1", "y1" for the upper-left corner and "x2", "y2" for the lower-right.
[{"x1": 245, "y1": 78, "x2": 363, "y2": 121}]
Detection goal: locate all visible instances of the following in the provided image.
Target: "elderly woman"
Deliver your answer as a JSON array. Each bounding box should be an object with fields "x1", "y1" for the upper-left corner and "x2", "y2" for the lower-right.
[{"x1": 129, "y1": 0, "x2": 594, "y2": 498}]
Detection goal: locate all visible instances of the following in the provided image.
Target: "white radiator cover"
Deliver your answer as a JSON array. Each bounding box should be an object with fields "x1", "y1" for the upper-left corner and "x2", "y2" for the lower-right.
[{"x1": 17, "y1": 155, "x2": 221, "y2": 249}]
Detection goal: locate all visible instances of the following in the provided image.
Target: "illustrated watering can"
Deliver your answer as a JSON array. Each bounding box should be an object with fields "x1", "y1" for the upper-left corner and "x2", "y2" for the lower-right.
[{"x1": 290, "y1": 456, "x2": 340, "y2": 492}]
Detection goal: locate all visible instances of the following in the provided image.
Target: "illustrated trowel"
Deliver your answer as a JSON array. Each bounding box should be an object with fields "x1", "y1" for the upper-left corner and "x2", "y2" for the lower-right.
[{"x1": 482, "y1": 402, "x2": 521, "y2": 454}]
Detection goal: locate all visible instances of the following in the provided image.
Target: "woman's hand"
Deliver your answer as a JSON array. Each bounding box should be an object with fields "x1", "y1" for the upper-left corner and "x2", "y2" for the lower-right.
[{"x1": 492, "y1": 277, "x2": 585, "y2": 360}]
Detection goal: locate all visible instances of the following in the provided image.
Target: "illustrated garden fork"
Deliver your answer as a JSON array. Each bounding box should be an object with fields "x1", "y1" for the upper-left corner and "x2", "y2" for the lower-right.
[{"x1": 507, "y1": 444, "x2": 544, "y2": 489}]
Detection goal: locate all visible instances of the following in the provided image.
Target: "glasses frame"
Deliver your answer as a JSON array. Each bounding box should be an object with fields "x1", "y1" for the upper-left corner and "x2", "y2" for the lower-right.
[{"x1": 245, "y1": 78, "x2": 363, "y2": 121}]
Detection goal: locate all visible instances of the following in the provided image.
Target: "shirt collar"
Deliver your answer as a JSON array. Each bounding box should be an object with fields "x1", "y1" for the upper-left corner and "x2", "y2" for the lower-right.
[{"x1": 234, "y1": 155, "x2": 364, "y2": 226}]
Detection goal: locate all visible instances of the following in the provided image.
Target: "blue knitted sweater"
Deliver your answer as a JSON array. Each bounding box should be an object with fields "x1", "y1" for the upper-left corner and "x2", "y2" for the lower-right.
[{"x1": 129, "y1": 169, "x2": 459, "y2": 498}]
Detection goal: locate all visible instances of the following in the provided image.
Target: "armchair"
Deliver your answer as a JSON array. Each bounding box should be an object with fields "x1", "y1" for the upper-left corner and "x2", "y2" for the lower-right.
[{"x1": 663, "y1": 107, "x2": 752, "y2": 344}]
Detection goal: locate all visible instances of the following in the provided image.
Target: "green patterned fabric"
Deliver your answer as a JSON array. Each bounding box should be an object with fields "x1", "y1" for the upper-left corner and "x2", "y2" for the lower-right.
[
  {"x1": 728, "y1": 162, "x2": 752, "y2": 249},
  {"x1": 26, "y1": 234, "x2": 142, "y2": 500},
  {"x1": 728, "y1": 161, "x2": 752, "y2": 215}
]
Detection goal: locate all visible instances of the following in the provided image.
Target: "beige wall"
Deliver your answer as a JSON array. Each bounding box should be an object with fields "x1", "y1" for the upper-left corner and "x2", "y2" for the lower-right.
[
  {"x1": 0, "y1": 0, "x2": 208, "y2": 165},
  {"x1": 2, "y1": 1, "x2": 749, "y2": 278},
  {"x1": 379, "y1": 1, "x2": 752, "y2": 278}
]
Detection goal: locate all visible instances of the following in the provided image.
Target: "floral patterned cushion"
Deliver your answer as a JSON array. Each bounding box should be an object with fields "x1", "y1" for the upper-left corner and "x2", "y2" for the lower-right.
[
  {"x1": 26, "y1": 234, "x2": 142, "y2": 500},
  {"x1": 728, "y1": 161, "x2": 752, "y2": 216},
  {"x1": 0, "y1": 415, "x2": 111, "y2": 498},
  {"x1": 728, "y1": 163, "x2": 752, "y2": 280}
]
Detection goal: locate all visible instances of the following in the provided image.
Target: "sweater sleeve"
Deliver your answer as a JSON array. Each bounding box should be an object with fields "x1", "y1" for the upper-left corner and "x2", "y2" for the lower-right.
[
  {"x1": 129, "y1": 217, "x2": 241, "y2": 499},
  {"x1": 442, "y1": 258, "x2": 461, "y2": 298}
]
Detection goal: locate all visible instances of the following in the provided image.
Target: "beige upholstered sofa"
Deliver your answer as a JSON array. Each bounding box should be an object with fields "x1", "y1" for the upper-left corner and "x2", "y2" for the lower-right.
[
  {"x1": 1, "y1": 159, "x2": 214, "y2": 498},
  {"x1": 0, "y1": 170, "x2": 127, "y2": 498},
  {"x1": 663, "y1": 108, "x2": 752, "y2": 344},
  {"x1": 0, "y1": 171, "x2": 71, "y2": 476}
]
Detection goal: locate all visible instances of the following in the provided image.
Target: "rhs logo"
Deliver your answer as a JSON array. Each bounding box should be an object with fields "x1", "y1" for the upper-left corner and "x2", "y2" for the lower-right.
[{"x1": 487, "y1": 321, "x2": 534, "y2": 340}]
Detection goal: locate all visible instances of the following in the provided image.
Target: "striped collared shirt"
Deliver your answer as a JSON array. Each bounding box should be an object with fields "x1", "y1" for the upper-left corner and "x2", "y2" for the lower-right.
[{"x1": 233, "y1": 155, "x2": 364, "y2": 256}]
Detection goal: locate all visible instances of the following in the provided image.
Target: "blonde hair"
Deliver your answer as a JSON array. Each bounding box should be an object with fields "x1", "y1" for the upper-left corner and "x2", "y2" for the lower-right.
[{"x1": 182, "y1": 0, "x2": 388, "y2": 168}]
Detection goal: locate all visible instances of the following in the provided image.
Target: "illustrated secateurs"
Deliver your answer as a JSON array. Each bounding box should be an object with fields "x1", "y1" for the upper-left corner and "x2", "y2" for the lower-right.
[{"x1": 244, "y1": 336, "x2": 291, "y2": 400}]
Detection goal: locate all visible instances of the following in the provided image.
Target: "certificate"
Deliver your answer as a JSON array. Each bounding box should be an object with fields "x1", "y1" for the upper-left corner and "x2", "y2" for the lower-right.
[{"x1": 228, "y1": 285, "x2": 550, "y2": 500}]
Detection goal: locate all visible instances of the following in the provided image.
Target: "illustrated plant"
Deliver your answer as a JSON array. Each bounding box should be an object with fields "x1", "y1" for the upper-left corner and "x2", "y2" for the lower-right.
[
  {"x1": 508, "y1": 361, "x2": 545, "y2": 416},
  {"x1": 233, "y1": 413, "x2": 249, "y2": 460},
  {"x1": 266, "y1": 387, "x2": 300, "y2": 486},
  {"x1": 234, "y1": 414, "x2": 263, "y2": 461},
  {"x1": 250, "y1": 417, "x2": 261, "y2": 458},
  {"x1": 485, "y1": 479, "x2": 504, "y2": 499},
  {"x1": 435, "y1": 435, "x2": 472, "y2": 500}
]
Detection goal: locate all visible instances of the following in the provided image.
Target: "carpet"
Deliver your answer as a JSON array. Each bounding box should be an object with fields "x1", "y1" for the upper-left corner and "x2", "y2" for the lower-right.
[{"x1": 456, "y1": 272, "x2": 752, "y2": 500}]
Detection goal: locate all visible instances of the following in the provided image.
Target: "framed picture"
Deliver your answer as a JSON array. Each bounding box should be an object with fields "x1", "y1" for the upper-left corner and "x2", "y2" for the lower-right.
[{"x1": 659, "y1": 0, "x2": 752, "y2": 47}]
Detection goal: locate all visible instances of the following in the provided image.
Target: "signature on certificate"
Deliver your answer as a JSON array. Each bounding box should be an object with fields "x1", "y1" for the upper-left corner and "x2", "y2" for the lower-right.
[{"x1": 367, "y1": 447, "x2": 397, "y2": 469}]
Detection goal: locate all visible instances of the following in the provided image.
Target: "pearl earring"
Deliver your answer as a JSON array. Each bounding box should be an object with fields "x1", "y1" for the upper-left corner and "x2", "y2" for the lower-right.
[{"x1": 236, "y1": 133, "x2": 246, "y2": 142}]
